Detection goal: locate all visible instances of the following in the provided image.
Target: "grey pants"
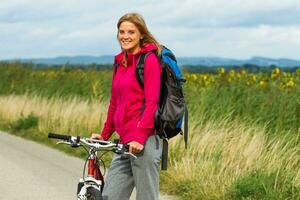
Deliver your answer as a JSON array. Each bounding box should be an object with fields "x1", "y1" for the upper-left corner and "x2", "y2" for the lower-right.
[{"x1": 102, "y1": 135, "x2": 162, "y2": 200}]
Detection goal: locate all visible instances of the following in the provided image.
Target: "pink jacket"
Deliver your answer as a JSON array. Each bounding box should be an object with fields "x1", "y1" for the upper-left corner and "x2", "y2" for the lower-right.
[{"x1": 101, "y1": 44, "x2": 161, "y2": 145}]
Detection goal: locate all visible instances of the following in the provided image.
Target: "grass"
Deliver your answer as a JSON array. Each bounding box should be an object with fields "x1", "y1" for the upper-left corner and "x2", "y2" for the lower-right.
[
  {"x1": 0, "y1": 63, "x2": 112, "y2": 100},
  {"x1": 0, "y1": 94, "x2": 299, "y2": 199},
  {"x1": 0, "y1": 94, "x2": 111, "y2": 160},
  {"x1": 227, "y1": 170, "x2": 300, "y2": 200},
  {"x1": 1, "y1": 64, "x2": 299, "y2": 135},
  {"x1": 0, "y1": 94, "x2": 106, "y2": 134},
  {"x1": 0, "y1": 64, "x2": 299, "y2": 199},
  {"x1": 161, "y1": 118, "x2": 299, "y2": 199},
  {"x1": 11, "y1": 113, "x2": 39, "y2": 130}
]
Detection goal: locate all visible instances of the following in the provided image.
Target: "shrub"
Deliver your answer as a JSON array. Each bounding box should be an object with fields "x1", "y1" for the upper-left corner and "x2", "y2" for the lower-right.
[
  {"x1": 11, "y1": 114, "x2": 38, "y2": 130},
  {"x1": 227, "y1": 170, "x2": 299, "y2": 200}
]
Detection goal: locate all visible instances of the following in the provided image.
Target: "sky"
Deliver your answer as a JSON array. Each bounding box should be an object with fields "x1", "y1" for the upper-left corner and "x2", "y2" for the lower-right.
[{"x1": 1, "y1": 0, "x2": 300, "y2": 60}]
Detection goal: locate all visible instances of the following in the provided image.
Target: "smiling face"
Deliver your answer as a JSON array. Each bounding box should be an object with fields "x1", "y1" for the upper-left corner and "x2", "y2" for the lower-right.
[{"x1": 118, "y1": 21, "x2": 142, "y2": 54}]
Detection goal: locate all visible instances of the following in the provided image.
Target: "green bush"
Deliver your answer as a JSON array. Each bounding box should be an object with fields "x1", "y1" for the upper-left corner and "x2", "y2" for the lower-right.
[
  {"x1": 227, "y1": 170, "x2": 299, "y2": 200},
  {"x1": 11, "y1": 114, "x2": 39, "y2": 130}
]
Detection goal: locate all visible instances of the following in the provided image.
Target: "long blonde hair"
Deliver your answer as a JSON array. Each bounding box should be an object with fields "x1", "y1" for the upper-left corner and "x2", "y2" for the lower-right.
[{"x1": 117, "y1": 13, "x2": 162, "y2": 56}]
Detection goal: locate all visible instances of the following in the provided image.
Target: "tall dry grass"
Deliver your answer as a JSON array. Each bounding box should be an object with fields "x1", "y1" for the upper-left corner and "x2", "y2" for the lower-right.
[
  {"x1": 0, "y1": 94, "x2": 299, "y2": 199},
  {"x1": 164, "y1": 119, "x2": 300, "y2": 199},
  {"x1": 0, "y1": 94, "x2": 107, "y2": 136}
]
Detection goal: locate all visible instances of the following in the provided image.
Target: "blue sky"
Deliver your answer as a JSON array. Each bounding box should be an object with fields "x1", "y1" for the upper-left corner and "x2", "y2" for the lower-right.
[{"x1": 1, "y1": 0, "x2": 300, "y2": 60}]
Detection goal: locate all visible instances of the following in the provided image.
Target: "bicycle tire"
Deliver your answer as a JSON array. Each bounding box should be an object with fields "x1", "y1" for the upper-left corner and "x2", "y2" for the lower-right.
[{"x1": 86, "y1": 187, "x2": 102, "y2": 200}]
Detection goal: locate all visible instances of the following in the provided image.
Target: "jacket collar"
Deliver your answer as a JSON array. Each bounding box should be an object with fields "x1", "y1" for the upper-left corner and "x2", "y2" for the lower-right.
[{"x1": 115, "y1": 44, "x2": 157, "y2": 67}]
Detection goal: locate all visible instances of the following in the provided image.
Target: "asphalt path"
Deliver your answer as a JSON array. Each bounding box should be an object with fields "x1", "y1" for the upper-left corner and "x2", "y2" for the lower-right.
[{"x1": 0, "y1": 131, "x2": 174, "y2": 200}]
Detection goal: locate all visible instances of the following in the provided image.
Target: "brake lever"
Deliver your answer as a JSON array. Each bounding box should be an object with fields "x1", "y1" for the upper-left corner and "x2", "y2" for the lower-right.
[
  {"x1": 57, "y1": 141, "x2": 71, "y2": 145},
  {"x1": 56, "y1": 141, "x2": 80, "y2": 148},
  {"x1": 124, "y1": 152, "x2": 137, "y2": 159}
]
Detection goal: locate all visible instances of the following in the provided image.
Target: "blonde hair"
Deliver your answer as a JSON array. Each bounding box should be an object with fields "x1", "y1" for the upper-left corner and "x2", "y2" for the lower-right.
[{"x1": 117, "y1": 13, "x2": 162, "y2": 57}]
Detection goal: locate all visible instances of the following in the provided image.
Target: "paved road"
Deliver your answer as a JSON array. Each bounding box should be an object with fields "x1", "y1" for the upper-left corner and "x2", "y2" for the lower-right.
[{"x1": 0, "y1": 131, "x2": 174, "y2": 200}]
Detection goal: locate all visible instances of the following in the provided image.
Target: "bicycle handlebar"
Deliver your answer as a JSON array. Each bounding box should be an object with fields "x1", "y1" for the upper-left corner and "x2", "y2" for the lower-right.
[
  {"x1": 48, "y1": 132, "x2": 132, "y2": 157},
  {"x1": 48, "y1": 132, "x2": 72, "y2": 141}
]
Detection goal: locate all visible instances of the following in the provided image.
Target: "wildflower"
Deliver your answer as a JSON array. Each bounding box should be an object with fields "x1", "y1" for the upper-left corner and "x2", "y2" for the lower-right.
[
  {"x1": 229, "y1": 69, "x2": 235, "y2": 78},
  {"x1": 286, "y1": 78, "x2": 295, "y2": 87},
  {"x1": 274, "y1": 68, "x2": 281, "y2": 75},
  {"x1": 271, "y1": 67, "x2": 281, "y2": 79},
  {"x1": 259, "y1": 80, "x2": 265, "y2": 87},
  {"x1": 191, "y1": 74, "x2": 197, "y2": 81},
  {"x1": 218, "y1": 67, "x2": 225, "y2": 75}
]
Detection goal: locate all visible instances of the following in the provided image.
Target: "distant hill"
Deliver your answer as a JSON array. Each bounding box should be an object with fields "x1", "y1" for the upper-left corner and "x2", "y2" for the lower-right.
[
  {"x1": 177, "y1": 56, "x2": 300, "y2": 67},
  {"x1": 5, "y1": 55, "x2": 114, "y2": 65},
  {"x1": 3, "y1": 55, "x2": 300, "y2": 67}
]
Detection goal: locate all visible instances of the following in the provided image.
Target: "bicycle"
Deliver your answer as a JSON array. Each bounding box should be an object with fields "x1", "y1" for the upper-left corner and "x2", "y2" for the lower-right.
[{"x1": 48, "y1": 132, "x2": 136, "y2": 200}]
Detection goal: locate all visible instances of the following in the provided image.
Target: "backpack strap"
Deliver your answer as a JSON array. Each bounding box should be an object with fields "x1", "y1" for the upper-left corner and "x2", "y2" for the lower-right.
[
  {"x1": 161, "y1": 138, "x2": 168, "y2": 170},
  {"x1": 136, "y1": 49, "x2": 186, "y2": 171},
  {"x1": 184, "y1": 105, "x2": 188, "y2": 149},
  {"x1": 161, "y1": 106, "x2": 188, "y2": 170},
  {"x1": 137, "y1": 51, "x2": 170, "y2": 171},
  {"x1": 161, "y1": 45, "x2": 176, "y2": 62},
  {"x1": 113, "y1": 59, "x2": 119, "y2": 77},
  {"x1": 136, "y1": 51, "x2": 156, "y2": 89}
]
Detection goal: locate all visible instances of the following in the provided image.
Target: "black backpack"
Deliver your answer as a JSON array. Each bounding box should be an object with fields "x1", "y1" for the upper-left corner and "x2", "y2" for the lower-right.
[{"x1": 135, "y1": 46, "x2": 188, "y2": 170}]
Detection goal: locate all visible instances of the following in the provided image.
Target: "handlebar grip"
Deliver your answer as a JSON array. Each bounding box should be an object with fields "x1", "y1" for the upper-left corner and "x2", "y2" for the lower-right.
[
  {"x1": 123, "y1": 144, "x2": 129, "y2": 152},
  {"x1": 48, "y1": 132, "x2": 71, "y2": 141}
]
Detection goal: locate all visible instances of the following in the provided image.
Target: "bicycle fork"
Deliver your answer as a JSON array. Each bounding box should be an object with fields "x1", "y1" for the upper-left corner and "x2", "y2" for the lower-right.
[{"x1": 77, "y1": 149, "x2": 104, "y2": 200}]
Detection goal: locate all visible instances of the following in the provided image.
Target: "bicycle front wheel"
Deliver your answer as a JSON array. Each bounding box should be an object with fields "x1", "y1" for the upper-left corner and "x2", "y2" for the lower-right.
[{"x1": 86, "y1": 187, "x2": 102, "y2": 200}]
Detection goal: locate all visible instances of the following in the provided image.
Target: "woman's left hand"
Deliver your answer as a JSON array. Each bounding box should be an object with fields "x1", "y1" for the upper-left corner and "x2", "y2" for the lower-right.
[{"x1": 128, "y1": 141, "x2": 144, "y2": 154}]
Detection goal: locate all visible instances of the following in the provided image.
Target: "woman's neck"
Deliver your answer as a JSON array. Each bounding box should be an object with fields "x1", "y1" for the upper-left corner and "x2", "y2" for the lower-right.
[{"x1": 125, "y1": 46, "x2": 141, "y2": 55}]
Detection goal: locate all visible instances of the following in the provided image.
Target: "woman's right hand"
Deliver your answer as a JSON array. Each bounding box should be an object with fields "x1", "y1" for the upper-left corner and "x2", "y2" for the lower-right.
[{"x1": 90, "y1": 133, "x2": 103, "y2": 140}]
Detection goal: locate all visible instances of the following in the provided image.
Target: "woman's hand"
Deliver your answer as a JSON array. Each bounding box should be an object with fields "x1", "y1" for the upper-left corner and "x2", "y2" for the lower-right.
[
  {"x1": 90, "y1": 133, "x2": 103, "y2": 140},
  {"x1": 128, "y1": 141, "x2": 144, "y2": 154}
]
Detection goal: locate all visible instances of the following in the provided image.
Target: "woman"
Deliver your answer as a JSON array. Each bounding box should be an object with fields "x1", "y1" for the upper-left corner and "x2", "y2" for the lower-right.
[{"x1": 91, "y1": 13, "x2": 162, "y2": 200}]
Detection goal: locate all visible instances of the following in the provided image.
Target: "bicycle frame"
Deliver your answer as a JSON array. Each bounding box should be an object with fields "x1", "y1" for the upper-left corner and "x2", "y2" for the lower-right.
[
  {"x1": 87, "y1": 149, "x2": 104, "y2": 191},
  {"x1": 77, "y1": 148, "x2": 105, "y2": 199},
  {"x1": 48, "y1": 132, "x2": 135, "y2": 200}
]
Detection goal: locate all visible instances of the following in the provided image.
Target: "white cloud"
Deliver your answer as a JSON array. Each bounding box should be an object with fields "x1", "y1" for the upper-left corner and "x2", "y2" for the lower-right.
[
  {"x1": 168, "y1": 25, "x2": 300, "y2": 59},
  {"x1": 156, "y1": 0, "x2": 300, "y2": 28},
  {"x1": 0, "y1": 0, "x2": 300, "y2": 59}
]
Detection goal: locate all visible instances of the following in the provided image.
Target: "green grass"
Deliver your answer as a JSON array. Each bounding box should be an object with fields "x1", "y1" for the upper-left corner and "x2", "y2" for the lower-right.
[
  {"x1": 187, "y1": 85, "x2": 300, "y2": 135},
  {"x1": 0, "y1": 62, "x2": 112, "y2": 100},
  {"x1": 0, "y1": 63, "x2": 299, "y2": 199},
  {"x1": 10, "y1": 113, "x2": 39, "y2": 130},
  {"x1": 1, "y1": 63, "x2": 299, "y2": 134},
  {"x1": 227, "y1": 170, "x2": 299, "y2": 200}
]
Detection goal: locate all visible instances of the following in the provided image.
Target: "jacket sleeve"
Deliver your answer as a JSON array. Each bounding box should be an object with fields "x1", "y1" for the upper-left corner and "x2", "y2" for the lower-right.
[
  {"x1": 130, "y1": 53, "x2": 161, "y2": 145},
  {"x1": 100, "y1": 65, "x2": 117, "y2": 140}
]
